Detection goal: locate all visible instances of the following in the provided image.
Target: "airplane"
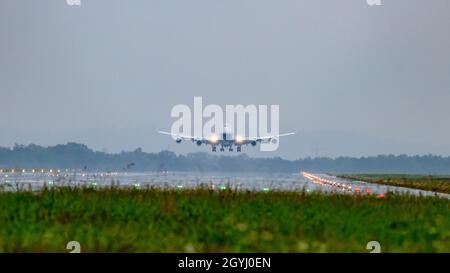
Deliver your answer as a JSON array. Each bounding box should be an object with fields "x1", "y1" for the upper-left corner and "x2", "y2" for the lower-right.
[{"x1": 158, "y1": 124, "x2": 295, "y2": 152}]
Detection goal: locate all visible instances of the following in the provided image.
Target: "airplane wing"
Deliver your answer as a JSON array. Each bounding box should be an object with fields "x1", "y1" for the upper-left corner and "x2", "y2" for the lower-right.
[
  {"x1": 257, "y1": 132, "x2": 295, "y2": 141},
  {"x1": 158, "y1": 130, "x2": 214, "y2": 145},
  {"x1": 243, "y1": 132, "x2": 296, "y2": 144},
  {"x1": 157, "y1": 130, "x2": 196, "y2": 141}
]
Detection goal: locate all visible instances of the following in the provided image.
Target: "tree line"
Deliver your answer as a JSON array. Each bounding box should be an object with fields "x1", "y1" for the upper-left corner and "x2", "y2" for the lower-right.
[{"x1": 1, "y1": 143, "x2": 450, "y2": 174}]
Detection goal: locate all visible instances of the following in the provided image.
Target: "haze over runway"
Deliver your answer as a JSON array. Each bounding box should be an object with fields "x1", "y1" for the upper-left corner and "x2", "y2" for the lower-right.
[{"x1": 1, "y1": 0, "x2": 449, "y2": 159}]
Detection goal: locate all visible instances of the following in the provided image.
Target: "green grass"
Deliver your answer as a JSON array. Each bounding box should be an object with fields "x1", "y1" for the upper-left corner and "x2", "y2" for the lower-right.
[
  {"x1": 337, "y1": 174, "x2": 450, "y2": 194},
  {"x1": 0, "y1": 187, "x2": 448, "y2": 253}
]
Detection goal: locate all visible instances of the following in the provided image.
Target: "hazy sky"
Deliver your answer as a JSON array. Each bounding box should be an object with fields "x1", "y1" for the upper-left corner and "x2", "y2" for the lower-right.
[{"x1": 0, "y1": 0, "x2": 449, "y2": 159}]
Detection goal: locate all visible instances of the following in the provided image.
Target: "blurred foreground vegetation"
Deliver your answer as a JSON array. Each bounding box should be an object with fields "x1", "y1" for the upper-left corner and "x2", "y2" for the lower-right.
[{"x1": 0, "y1": 187, "x2": 448, "y2": 253}]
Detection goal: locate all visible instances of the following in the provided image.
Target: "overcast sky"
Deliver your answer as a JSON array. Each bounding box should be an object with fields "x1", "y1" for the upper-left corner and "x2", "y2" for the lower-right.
[{"x1": 0, "y1": 0, "x2": 449, "y2": 159}]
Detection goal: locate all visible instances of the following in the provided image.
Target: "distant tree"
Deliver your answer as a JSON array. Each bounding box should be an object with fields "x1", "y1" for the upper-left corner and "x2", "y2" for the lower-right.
[{"x1": 1, "y1": 143, "x2": 450, "y2": 174}]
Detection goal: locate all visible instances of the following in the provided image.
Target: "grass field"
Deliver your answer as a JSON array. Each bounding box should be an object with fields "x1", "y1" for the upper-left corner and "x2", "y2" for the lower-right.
[
  {"x1": 0, "y1": 187, "x2": 448, "y2": 253},
  {"x1": 337, "y1": 174, "x2": 450, "y2": 194}
]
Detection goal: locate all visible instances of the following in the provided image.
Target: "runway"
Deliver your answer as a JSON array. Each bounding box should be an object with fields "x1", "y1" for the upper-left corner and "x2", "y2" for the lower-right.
[
  {"x1": 301, "y1": 172, "x2": 450, "y2": 199},
  {"x1": 0, "y1": 170, "x2": 448, "y2": 198}
]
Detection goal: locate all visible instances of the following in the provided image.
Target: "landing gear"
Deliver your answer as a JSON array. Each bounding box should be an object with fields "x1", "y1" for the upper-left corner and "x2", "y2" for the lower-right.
[
  {"x1": 237, "y1": 146, "x2": 242, "y2": 152},
  {"x1": 212, "y1": 146, "x2": 217, "y2": 152},
  {"x1": 220, "y1": 147, "x2": 225, "y2": 152},
  {"x1": 229, "y1": 147, "x2": 233, "y2": 152}
]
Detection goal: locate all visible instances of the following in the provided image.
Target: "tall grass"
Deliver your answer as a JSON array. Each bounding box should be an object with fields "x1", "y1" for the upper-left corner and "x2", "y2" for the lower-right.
[{"x1": 0, "y1": 187, "x2": 448, "y2": 253}]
